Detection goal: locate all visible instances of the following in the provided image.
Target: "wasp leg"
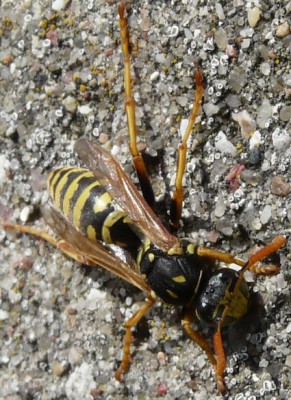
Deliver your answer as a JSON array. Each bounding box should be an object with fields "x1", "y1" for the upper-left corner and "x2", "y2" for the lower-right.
[
  {"x1": 170, "y1": 70, "x2": 205, "y2": 230},
  {"x1": 196, "y1": 246, "x2": 245, "y2": 268},
  {"x1": 3, "y1": 223, "x2": 97, "y2": 266},
  {"x1": 181, "y1": 305, "x2": 217, "y2": 367},
  {"x1": 3, "y1": 223, "x2": 59, "y2": 247},
  {"x1": 233, "y1": 235, "x2": 286, "y2": 297},
  {"x1": 212, "y1": 235, "x2": 287, "y2": 393},
  {"x1": 115, "y1": 294, "x2": 156, "y2": 381},
  {"x1": 196, "y1": 237, "x2": 286, "y2": 274},
  {"x1": 118, "y1": 4, "x2": 156, "y2": 210},
  {"x1": 213, "y1": 319, "x2": 228, "y2": 393}
]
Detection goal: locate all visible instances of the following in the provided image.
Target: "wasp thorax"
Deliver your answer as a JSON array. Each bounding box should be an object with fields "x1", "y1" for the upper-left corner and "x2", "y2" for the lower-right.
[
  {"x1": 195, "y1": 268, "x2": 250, "y2": 326},
  {"x1": 139, "y1": 243, "x2": 209, "y2": 306}
]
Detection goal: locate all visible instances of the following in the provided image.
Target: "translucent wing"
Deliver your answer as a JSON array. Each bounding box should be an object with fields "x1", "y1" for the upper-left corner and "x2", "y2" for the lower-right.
[
  {"x1": 74, "y1": 138, "x2": 179, "y2": 251},
  {"x1": 42, "y1": 205, "x2": 150, "y2": 293}
]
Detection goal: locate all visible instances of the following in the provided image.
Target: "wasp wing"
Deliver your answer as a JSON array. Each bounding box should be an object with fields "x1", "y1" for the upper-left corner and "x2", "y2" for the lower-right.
[
  {"x1": 42, "y1": 205, "x2": 150, "y2": 293},
  {"x1": 74, "y1": 138, "x2": 179, "y2": 251}
]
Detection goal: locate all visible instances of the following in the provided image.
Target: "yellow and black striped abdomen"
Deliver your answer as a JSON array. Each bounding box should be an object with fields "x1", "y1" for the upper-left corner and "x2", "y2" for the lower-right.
[{"x1": 48, "y1": 167, "x2": 139, "y2": 247}]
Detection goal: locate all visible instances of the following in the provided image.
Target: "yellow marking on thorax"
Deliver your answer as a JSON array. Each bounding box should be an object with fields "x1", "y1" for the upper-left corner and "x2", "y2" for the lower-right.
[
  {"x1": 73, "y1": 181, "x2": 102, "y2": 227},
  {"x1": 167, "y1": 289, "x2": 178, "y2": 299},
  {"x1": 63, "y1": 171, "x2": 96, "y2": 216},
  {"x1": 172, "y1": 275, "x2": 186, "y2": 283},
  {"x1": 148, "y1": 253, "x2": 155, "y2": 262},
  {"x1": 167, "y1": 246, "x2": 184, "y2": 256}
]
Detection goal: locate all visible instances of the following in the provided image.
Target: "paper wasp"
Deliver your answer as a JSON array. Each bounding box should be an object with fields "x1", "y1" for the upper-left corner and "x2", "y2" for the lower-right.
[{"x1": 2, "y1": 3, "x2": 287, "y2": 393}]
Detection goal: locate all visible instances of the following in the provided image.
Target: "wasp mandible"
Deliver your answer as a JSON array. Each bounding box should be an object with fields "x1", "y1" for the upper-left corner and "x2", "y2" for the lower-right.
[{"x1": 3, "y1": 3, "x2": 286, "y2": 393}]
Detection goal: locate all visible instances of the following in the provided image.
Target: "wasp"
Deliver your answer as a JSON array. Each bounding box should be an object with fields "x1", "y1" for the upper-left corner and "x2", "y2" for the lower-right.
[{"x1": 3, "y1": 3, "x2": 286, "y2": 393}]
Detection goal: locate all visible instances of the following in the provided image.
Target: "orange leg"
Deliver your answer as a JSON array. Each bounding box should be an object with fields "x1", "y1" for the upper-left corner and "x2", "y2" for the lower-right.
[
  {"x1": 3, "y1": 222, "x2": 96, "y2": 267},
  {"x1": 115, "y1": 294, "x2": 156, "y2": 381},
  {"x1": 211, "y1": 235, "x2": 286, "y2": 392},
  {"x1": 196, "y1": 246, "x2": 245, "y2": 267},
  {"x1": 181, "y1": 305, "x2": 217, "y2": 368},
  {"x1": 233, "y1": 235, "x2": 286, "y2": 297},
  {"x1": 118, "y1": 3, "x2": 156, "y2": 210},
  {"x1": 170, "y1": 69, "x2": 205, "y2": 229},
  {"x1": 196, "y1": 238, "x2": 286, "y2": 275},
  {"x1": 213, "y1": 319, "x2": 228, "y2": 393}
]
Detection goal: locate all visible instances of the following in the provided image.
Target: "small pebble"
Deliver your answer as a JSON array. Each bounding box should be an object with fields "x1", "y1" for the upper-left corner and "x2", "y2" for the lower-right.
[
  {"x1": 215, "y1": 3, "x2": 225, "y2": 20},
  {"x1": 276, "y1": 22, "x2": 290, "y2": 38},
  {"x1": 271, "y1": 175, "x2": 291, "y2": 196},
  {"x1": 232, "y1": 110, "x2": 256, "y2": 139},
  {"x1": 157, "y1": 381, "x2": 168, "y2": 396},
  {"x1": 256, "y1": 99, "x2": 273, "y2": 128},
  {"x1": 52, "y1": 360, "x2": 69, "y2": 377},
  {"x1": 20, "y1": 206, "x2": 31, "y2": 222},
  {"x1": 52, "y1": 0, "x2": 69, "y2": 11},
  {"x1": 260, "y1": 205, "x2": 272, "y2": 224},
  {"x1": 157, "y1": 351, "x2": 167, "y2": 366},
  {"x1": 65, "y1": 363, "x2": 95, "y2": 399},
  {"x1": 240, "y1": 169, "x2": 260, "y2": 186},
  {"x1": 215, "y1": 131, "x2": 237, "y2": 155},
  {"x1": 0, "y1": 309, "x2": 9, "y2": 320},
  {"x1": 62, "y1": 96, "x2": 77, "y2": 113},
  {"x1": 225, "y1": 44, "x2": 237, "y2": 58},
  {"x1": 248, "y1": 7, "x2": 261, "y2": 28},
  {"x1": 285, "y1": 355, "x2": 291, "y2": 368},
  {"x1": 248, "y1": 147, "x2": 262, "y2": 166},
  {"x1": 260, "y1": 62, "x2": 271, "y2": 76},
  {"x1": 98, "y1": 133, "x2": 109, "y2": 144},
  {"x1": 215, "y1": 197, "x2": 226, "y2": 217},
  {"x1": 78, "y1": 105, "x2": 92, "y2": 115},
  {"x1": 279, "y1": 105, "x2": 291, "y2": 122},
  {"x1": 272, "y1": 129, "x2": 291, "y2": 150},
  {"x1": 203, "y1": 102, "x2": 220, "y2": 116},
  {"x1": 251, "y1": 217, "x2": 262, "y2": 230},
  {"x1": 214, "y1": 29, "x2": 228, "y2": 50},
  {"x1": 150, "y1": 71, "x2": 159, "y2": 81},
  {"x1": 249, "y1": 131, "x2": 262, "y2": 150}
]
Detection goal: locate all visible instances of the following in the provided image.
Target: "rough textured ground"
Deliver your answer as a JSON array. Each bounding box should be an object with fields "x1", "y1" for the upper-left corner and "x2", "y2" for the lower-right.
[{"x1": 0, "y1": 1, "x2": 290, "y2": 399}]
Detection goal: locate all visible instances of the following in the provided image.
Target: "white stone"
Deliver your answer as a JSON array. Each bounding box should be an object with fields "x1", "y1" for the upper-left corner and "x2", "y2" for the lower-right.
[
  {"x1": 272, "y1": 129, "x2": 291, "y2": 149},
  {"x1": 65, "y1": 363, "x2": 95, "y2": 400},
  {"x1": 249, "y1": 130, "x2": 262, "y2": 150},
  {"x1": 0, "y1": 309, "x2": 9, "y2": 320},
  {"x1": 215, "y1": 131, "x2": 237, "y2": 155},
  {"x1": 20, "y1": 206, "x2": 31, "y2": 222},
  {"x1": 260, "y1": 205, "x2": 272, "y2": 224},
  {"x1": 78, "y1": 105, "x2": 92, "y2": 115},
  {"x1": 52, "y1": 0, "x2": 69, "y2": 11}
]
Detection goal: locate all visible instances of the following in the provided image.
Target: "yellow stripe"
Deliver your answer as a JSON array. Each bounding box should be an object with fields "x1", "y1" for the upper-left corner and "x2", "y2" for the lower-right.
[
  {"x1": 73, "y1": 181, "x2": 102, "y2": 227},
  {"x1": 101, "y1": 211, "x2": 125, "y2": 244},
  {"x1": 63, "y1": 171, "x2": 95, "y2": 216},
  {"x1": 93, "y1": 192, "x2": 112, "y2": 213},
  {"x1": 54, "y1": 169, "x2": 78, "y2": 209},
  {"x1": 48, "y1": 166, "x2": 72, "y2": 192},
  {"x1": 87, "y1": 225, "x2": 97, "y2": 241},
  {"x1": 172, "y1": 275, "x2": 186, "y2": 283}
]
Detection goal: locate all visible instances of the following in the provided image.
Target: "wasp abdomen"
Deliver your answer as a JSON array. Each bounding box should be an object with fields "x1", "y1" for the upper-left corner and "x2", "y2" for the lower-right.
[{"x1": 48, "y1": 167, "x2": 138, "y2": 247}]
